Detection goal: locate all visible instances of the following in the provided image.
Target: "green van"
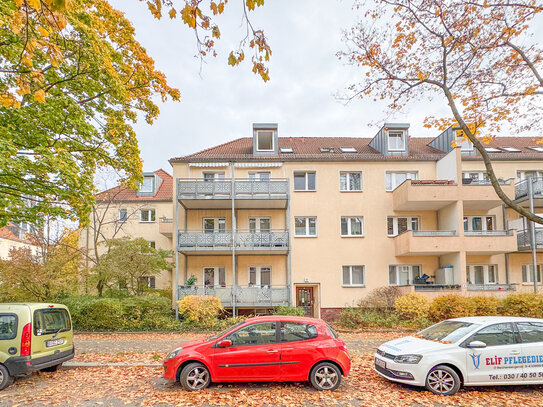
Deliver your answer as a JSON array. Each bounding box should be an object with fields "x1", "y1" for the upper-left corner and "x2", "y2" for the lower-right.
[{"x1": 0, "y1": 303, "x2": 74, "y2": 390}]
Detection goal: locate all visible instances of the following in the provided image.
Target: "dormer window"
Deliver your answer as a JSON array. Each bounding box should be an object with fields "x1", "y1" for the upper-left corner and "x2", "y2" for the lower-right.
[
  {"x1": 320, "y1": 147, "x2": 334, "y2": 153},
  {"x1": 388, "y1": 130, "x2": 406, "y2": 151},
  {"x1": 256, "y1": 130, "x2": 274, "y2": 151},
  {"x1": 140, "y1": 176, "x2": 154, "y2": 193}
]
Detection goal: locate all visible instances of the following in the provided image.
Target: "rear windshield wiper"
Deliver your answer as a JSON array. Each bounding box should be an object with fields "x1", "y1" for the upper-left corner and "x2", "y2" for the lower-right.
[{"x1": 52, "y1": 328, "x2": 64, "y2": 338}]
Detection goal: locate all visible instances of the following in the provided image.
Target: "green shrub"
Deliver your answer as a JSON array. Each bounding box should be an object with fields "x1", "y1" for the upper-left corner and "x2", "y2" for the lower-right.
[
  {"x1": 359, "y1": 286, "x2": 402, "y2": 310},
  {"x1": 428, "y1": 295, "x2": 472, "y2": 322},
  {"x1": 469, "y1": 296, "x2": 500, "y2": 316},
  {"x1": 394, "y1": 293, "x2": 430, "y2": 320},
  {"x1": 272, "y1": 306, "x2": 306, "y2": 316},
  {"x1": 177, "y1": 295, "x2": 223, "y2": 328},
  {"x1": 337, "y1": 308, "x2": 400, "y2": 329},
  {"x1": 500, "y1": 293, "x2": 543, "y2": 318},
  {"x1": 399, "y1": 317, "x2": 433, "y2": 330}
]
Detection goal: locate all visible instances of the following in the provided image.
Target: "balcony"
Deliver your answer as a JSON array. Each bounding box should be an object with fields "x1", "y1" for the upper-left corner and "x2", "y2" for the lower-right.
[
  {"x1": 515, "y1": 178, "x2": 543, "y2": 207},
  {"x1": 517, "y1": 229, "x2": 543, "y2": 251},
  {"x1": 177, "y1": 230, "x2": 289, "y2": 254},
  {"x1": 177, "y1": 178, "x2": 289, "y2": 209},
  {"x1": 467, "y1": 283, "x2": 516, "y2": 291},
  {"x1": 177, "y1": 285, "x2": 289, "y2": 307},
  {"x1": 414, "y1": 284, "x2": 461, "y2": 292},
  {"x1": 394, "y1": 230, "x2": 459, "y2": 256},
  {"x1": 393, "y1": 180, "x2": 458, "y2": 211},
  {"x1": 460, "y1": 182, "x2": 514, "y2": 210},
  {"x1": 159, "y1": 217, "x2": 173, "y2": 237},
  {"x1": 464, "y1": 230, "x2": 517, "y2": 254}
]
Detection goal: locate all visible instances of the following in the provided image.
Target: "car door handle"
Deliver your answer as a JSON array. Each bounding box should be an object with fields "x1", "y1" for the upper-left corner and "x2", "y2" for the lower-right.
[
  {"x1": 266, "y1": 350, "x2": 279, "y2": 353},
  {"x1": 510, "y1": 350, "x2": 521, "y2": 355}
]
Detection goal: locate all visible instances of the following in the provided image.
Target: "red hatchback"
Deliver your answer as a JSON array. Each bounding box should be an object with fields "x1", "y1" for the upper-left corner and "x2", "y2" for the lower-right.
[{"x1": 163, "y1": 315, "x2": 351, "y2": 391}]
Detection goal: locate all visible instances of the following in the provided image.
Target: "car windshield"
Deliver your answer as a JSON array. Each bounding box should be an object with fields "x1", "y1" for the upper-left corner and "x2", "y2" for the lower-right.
[
  {"x1": 207, "y1": 320, "x2": 246, "y2": 341},
  {"x1": 33, "y1": 308, "x2": 71, "y2": 336},
  {"x1": 416, "y1": 321, "x2": 480, "y2": 343}
]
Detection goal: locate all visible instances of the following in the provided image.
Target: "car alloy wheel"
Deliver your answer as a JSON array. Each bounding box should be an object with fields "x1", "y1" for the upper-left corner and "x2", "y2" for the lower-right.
[
  {"x1": 425, "y1": 365, "x2": 461, "y2": 395},
  {"x1": 0, "y1": 364, "x2": 13, "y2": 391},
  {"x1": 310, "y1": 362, "x2": 341, "y2": 391},
  {"x1": 180, "y1": 362, "x2": 210, "y2": 391}
]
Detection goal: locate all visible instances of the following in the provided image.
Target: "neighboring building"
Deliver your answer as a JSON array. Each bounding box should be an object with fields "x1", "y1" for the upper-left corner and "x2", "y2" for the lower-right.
[
  {"x1": 80, "y1": 169, "x2": 174, "y2": 290},
  {"x1": 0, "y1": 222, "x2": 40, "y2": 260}
]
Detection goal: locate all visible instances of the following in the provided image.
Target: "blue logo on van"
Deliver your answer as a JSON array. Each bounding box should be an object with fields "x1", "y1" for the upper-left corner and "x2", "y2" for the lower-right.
[{"x1": 470, "y1": 353, "x2": 481, "y2": 369}]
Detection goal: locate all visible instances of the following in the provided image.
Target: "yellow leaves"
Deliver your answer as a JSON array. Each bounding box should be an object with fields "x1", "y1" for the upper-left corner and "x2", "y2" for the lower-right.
[
  {"x1": 212, "y1": 26, "x2": 220, "y2": 39},
  {"x1": 146, "y1": 0, "x2": 162, "y2": 19},
  {"x1": 33, "y1": 89, "x2": 46, "y2": 103},
  {"x1": 168, "y1": 8, "x2": 176, "y2": 19},
  {"x1": 37, "y1": 26, "x2": 49, "y2": 37},
  {"x1": 227, "y1": 51, "x2": 243, "y2": 66},
  {"x1": 14, "y1": 0, "x2": 24, "y2": 7},
  {"x1": 210, "y1": 1, "x2": 225, "y2": 15},
  {"x1": 21, "y1": 55, "x2": 33, "y2": 68},
  {"x1": 246, "y1": 0, "x2": 264, "y2": 11},
  {"x1": 27, "y1": 0, "x2": 41, "y2": 10},
  {"x1": 181, "y1": 4, "x2": 196, "y2": 28},
  {"x1": 0, "y1": 94, "x2": 21, "y2": 108}
]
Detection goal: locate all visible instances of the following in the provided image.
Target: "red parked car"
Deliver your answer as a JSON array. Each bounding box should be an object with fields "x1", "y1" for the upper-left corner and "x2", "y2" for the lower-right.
[{"x1": 163, "y1": 315, "x2": 351, "y2": 391}]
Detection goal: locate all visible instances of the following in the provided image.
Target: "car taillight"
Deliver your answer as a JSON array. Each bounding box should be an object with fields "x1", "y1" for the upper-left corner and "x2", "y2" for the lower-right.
[{"x1": 21, "y1": 323, "x2": 31, "y2": 356}]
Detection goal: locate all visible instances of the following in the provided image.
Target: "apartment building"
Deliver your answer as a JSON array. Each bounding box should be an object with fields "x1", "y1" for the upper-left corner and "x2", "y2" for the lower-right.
[
  {"x1": 0, "y1": 222, "x2": 39, "y2": 260},
  {"x1": 87, "y1": 123, "x2": 543, "y2": 319}
]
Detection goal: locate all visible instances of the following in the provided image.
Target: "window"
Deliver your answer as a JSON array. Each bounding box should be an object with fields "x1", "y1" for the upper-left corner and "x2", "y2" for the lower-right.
[
  {"x1": 118, "y1": 209, "x2": 128, "y2": 222},
  {"x1": 387, "y1": 131, "x2": 405, "y2": 151},
  {"x1": 340, "y1": 147, "x2": 357, "y2": 153},
  {"x1": 148, "y1": 241, "x2": 155, "y2": 249},
  {"x1": 249, "y1": 217, "x2": 271, "y2": 233},
  {"x1": 203, "y1": 218, "x2": 226, "y2": 233},
  {"x1": 256, "y1": 130, "x2": 274, "y2": 151},
  {"x1": 517, "y1": 322, "x2": 543, "y2": 344},
  {"x1": 501, "y1": 147, "x2": 521, "y2": 152},
  {"x1": 203, "y1": 267, "x2": 226, "y2": 287},
  {"x1": 139, "y1": 176, "x2": 154, "y2": 193},
  {"x1": 0, "y1": 314, "x2": 17, "y2": 340},
  {"x1": 294, "y1": 217, "x2": 317, "y2": 237},
  {"x1": 140, "y1": 209, "x2": 155, "y2": 222},
  {"x1": 485, "y1": 147, "x2": 501, "y2": 153},
  {"x1": 522, "y1": 264, "x2": 543, "y2": 284},
  {"x1": 139, "y1": 276, "x2": 156, "y2": 289},
  {"x1": 342, "y1": 265, "x2": 365, "y2": 286},
  {"x1": 320, "y1": 147, "x2": 334, "y2": 153},
  {"x1": 203, "y1": 172, "x2": 225, "y2": 181},
  {"x1": 280, "y1": 322, "x2": 318, "y2": 342},
  {"x1": 469, "y1": 323, "x2": 516, "y2": 347},
  {"x1": 33, "y1": 308, "x2": 71, "y2": 336},
  {"x1": 294, "y1": 171, "x2": 316, "y2": 191},
  {"x1": 248, "y1": 172, "x2": 270, "y2": 181},
  {"x1": 280, "y1": 147, "x2": 293, "y2": 153},
  {"x1": 528, "y1": 147, "x2": 543, "y2": 152},
  {"x1": 389, "y1": 265, "x2": 421, "y2": 286},
  {"x1": 249, "y1": 266, "x2": 271, "y2": 287},
  {"x1": 385, "y1": 171, "x2": 418, "y2": 191},
  {"x1": 340, "y1": 172, "x2": 362, "y2": 191},
  {"x1": 387, "y1": 216, "x2": 419, "y2": 236},
  {"x1": 462, "y1": 171, "x2": 489, "y2": 184},
  {"x1": 467, "y1": 265, "x2": 497, "y2": 285},
  {"x1": 463, "y1": 216, "x2": 495, "y2": 232},
  {"x1": 341, "y1": 217, "x2": 364, "y2": 236},
  {"x1": 227, "y1": 322, "x2": 277, "y2": 347},
  {"x1": 517, "y1": 170, "x2": 543, "y2": 182}
]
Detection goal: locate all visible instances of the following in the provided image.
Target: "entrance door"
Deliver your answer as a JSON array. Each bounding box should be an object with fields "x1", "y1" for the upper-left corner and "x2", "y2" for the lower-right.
[{"x1": 296, "y1": 287, "x2": 314, "y2": 317}]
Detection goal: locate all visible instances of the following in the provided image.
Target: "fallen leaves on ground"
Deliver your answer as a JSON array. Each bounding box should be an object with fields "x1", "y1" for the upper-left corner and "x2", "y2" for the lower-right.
[
  {"x1": 75, "y1": 332, "x2": 209, "y2": 342},
  {"x1": 73, "y1": 351, "x2": 165, "y2": 364},
  {"x1": 2, "y1": 353, "x2": 543, "y2": 407}
]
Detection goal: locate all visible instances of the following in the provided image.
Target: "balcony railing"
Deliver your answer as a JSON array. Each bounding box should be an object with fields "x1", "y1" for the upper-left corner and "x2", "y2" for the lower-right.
[
  {"x1": 515, "y1": 177, "x2": 543, "y2": 200},
  {"x1": 177, "y1": 285, "x2": 289, "y2": 306},
  {"x1": 464, "y1": 230, "x2": 513, "y2": 236},
  {"x1": 462, "y1": 179, "x2": 512, "y2": 185},
  {"x1": 467, "y1": 284, "x2": 516, "y2": 291},
  {"x1": 517, "y1": 229, "x2": 543, "y2": 250},
  {"x1": 177, "y1": 178, "x2": 289, "y2": 200},
  {"x1": 177, "y1": 230, "x2": 289, "y2": 251},
  {"x1": 411, "y1": 230, "x2": 457, "y2": 237},
  {"x1": 414, "y1": 284, "x2": 461, "y2": 292}
]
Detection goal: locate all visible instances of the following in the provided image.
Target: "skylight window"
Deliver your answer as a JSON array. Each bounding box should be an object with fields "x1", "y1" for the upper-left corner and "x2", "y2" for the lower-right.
[
  {"x1": 529, "y1": 147, "x2": 543, "y2": 152},
  {"x1": 320, "y1": 147, "x2": 334, "y2": 153},
  {"x1": 501, "y1": 147, "x2": 520, "y2": 152},
  {"x1": 340, "y1": 147, "x2": 357, "y2": 153},
  {"x1": 485, "y1": 147, "x2": 502, "y2": 153},
  {"x1": 280, "y1": 147, "x2": 293, "y2": 153}
]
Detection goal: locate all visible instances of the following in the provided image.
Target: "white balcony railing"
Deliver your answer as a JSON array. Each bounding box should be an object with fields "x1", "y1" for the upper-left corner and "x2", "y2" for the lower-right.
[
  {"x1": 515, "y1": 177, "x2": 543, "y2": 200},
  {"x1": 411, "y1": 230, "x2": 457, "y2": 237},
  {"x1": 464, "y1": 230, "x2": 513, "y2": 236},
  {"x1": 467, "y1": 284, "x2": 516, "y2": 291},
  {"x1": 178, "y1": 230, "x2": 289, "y2": 251},
  {"x1": 177, "y1": 178, "x2": 289, "y2": 200},
  {"x1": 177, "y1": 285, "x2": 289, "y2": 306}
]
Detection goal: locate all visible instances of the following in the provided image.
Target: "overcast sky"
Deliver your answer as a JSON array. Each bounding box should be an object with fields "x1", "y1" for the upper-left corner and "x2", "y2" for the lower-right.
[{"x1": 109, "y1": 0, "x2": 454, "y2": 173}]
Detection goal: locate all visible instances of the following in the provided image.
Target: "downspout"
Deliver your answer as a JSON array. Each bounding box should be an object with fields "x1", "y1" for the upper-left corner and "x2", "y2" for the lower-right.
[
  {"x1": 502, "y1": 204, "x2": 510, "y2": 285},
  {"x1": 286, "y1": 177, "x2": 292, "y2": 306},
  {"x1": 231, "y1": 163, "x2": 237, "y2": 316},
  {"x1": 528, "y1": 178, "x2": 538, "y2": 293},
  {"x1": 174, "y1": 180, "x2": 180, "y2": 319}
]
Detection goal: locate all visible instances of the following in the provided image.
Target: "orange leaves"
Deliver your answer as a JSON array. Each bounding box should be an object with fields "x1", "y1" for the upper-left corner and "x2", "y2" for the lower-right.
[
  {"x1": 27, "y1": 0, "x2": 41, "y2": 10},
  {"x1": 168, "y1": 8, "x2": 176, "y2": 19},
  {"x1": 33, "y1": 89, "x2": 46, "y2": 103},
  {"x1": 246, "y1": 0, "x2": 265, "y2": 12},
  {"x1": 181, "y1": 4, "x2": 197, "y2": 28}
]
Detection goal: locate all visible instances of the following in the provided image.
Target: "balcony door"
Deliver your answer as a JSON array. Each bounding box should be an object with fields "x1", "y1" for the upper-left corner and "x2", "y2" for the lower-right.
[
  {"x1": 248, "y1": 266, "x2": 271, "y2": 288},
  {"x1": 249, "y1": 217, "x2": 271, "y2": 233},
  {"x1": 464, "y1": 216, "x2": 494, "y2": 232},
  {"x1": 249, "y1": 172, "x2": 270, "y2": 181},
  {"x1": 468, "y1": 265, "x2": 497, "y2": 285},
  {"x1": 203, "y1": 172, "x2": 225, "y2": 181},
  {"x1": 203, "y1": 218, "x2": 226, "y2": 233},
  {"x1": 203, "y1": 267, "x2": 226, "y2": 288}
]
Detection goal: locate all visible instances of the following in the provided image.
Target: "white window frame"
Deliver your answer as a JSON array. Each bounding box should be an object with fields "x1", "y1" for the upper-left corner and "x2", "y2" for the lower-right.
[
  {"x1": 140, "y1": 275, "x2": 156, "y2": 289},
  {"x1": 118, "y1": 209, "x2": 128, "y2": 222},
  {"x1": 294, "y1": 217, "x2": 317, "y2": 237},
  {"x1": 388, "y1": 265, "x2": 421, "y2": 286},
  {"x1": 203, "y1": 266, "x2": 226, "y2": 287},
  {"x1": 203, "y1": 218, "x2": 226, "y2": 233},
  {"x1": 522, "y1": 264, "x2": 543, "y2": 284},
  {"x1": 467, "y1": 264, "x2": 498, "y2": 285},
  {"x1": 140, "y1": 209, "x2": 155, "y2": 223},
  {"x1": 342, "y1": 265, "x2": 365, "y2": 287},
  {"x1": 340, "y1": 172, "x2": 363, "y2": 192},
  {"x1": 385, "y1": 171, "x2": 418, "y2": 191},
  {"x1": 340, "y1": 217, "x2": 364, "y2": 237},
  {"x1": 248, "y1": 266, "x2": 272, "y2": 287},
  {"x1": 340, "y1": 147, "x2": 357, "y2": 153},
  {"x1": 203, "y1": 171, "x2": 226, "y2": 180},
  {"x1": 463, "y1": 215, "x2": 495, "y2": 232},
  {"x1": 248, "y1": 171, "x2": 271, "y2": 181},
  {"x1": 293, "y1": 171, "x2": 316, "y2": 191},
  {"x1": 280, "y1": 147, "x2": 293, "y2": 153},
  {"x1": 256, "y1": 130, "x2": 274, "y2": 152},
  {"x1": 387, "y1": 216, "x2": 419, "y2": 236},
  {"x1": 387, "y1": 130, "x2": 406, "y2": 151},
  {"x1": 139, "y1": 176, "x2": 154, "y2": 193},
  {"x1": 462, "y1": 171, "x2": 489, "y2": 183},
  {"x1": 517, "y1": 170, "x2": 543, "y2": 182},
  {"x1": 248, "y1": 217, "x2": 271, "y2": 233}
]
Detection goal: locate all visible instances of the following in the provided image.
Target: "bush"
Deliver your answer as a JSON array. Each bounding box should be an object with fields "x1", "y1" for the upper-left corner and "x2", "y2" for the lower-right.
[
  {"x1": 500, "y1": 293, "x2": 543, "y2": 318},
  {"x1": 177, "y1": 295, "x2": 223, "y2": 328},
  {"x1": 359, "y1": 286, "x2": 402, "y2": 310},
  {"x1": 469, "y1": 296, "x2": 500, "y2": 316},
  {"x1": 428, "y1": 295, "x2": 472, "y2": 322},
  {"x1": 394, "y1": 293, "x2": 430, "y2": 320},
  {"x1": 272, "y1": 306, "x2": 306, "y2": 316},
  {"x1": 337, "y1": 307, "x2": 401, "y2": 329}
]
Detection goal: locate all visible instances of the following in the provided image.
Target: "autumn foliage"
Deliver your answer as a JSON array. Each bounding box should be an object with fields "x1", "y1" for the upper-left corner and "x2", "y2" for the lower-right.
[
  {"x1": 177, "y1": 295, "x2": 224, "y2": 328},
  {"x1": 394, "y1": 293, "x2": 430, "y2": 320}
]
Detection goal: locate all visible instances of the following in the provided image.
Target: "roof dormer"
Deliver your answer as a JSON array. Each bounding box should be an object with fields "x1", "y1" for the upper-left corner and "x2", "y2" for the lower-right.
[
  {"x1": 369, "y1": 123, "x2": 410, "y2": 156},
  {"x1": 137, "y1": 172, "x2": 163, "y2": 197},
  {"x1": 253, "y1": 123, "x2": 278, "y2": 157}
]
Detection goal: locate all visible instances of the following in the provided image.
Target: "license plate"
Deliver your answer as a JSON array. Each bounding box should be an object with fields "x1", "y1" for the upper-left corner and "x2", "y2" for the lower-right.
[
  {"x1": 46, "y1": 338, "x2": 64, "y2": 347},
  {"x1": 375, "y1": 357, "x2": 386, "y2": 369}
]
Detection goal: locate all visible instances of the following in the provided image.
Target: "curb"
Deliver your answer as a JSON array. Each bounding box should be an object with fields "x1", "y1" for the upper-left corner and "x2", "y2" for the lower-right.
[
  {"x1": 334, "y1": 328, "x2": 417, "y2": 333},
  {"x1": 64, "y1": 362, "x2": 162, "y2": 368}
]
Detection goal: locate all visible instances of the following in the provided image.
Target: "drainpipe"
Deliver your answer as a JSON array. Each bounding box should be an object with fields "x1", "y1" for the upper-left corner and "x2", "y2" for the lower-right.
[
  {"x1": 528, "y1": 178, "x2": 538, "y2": 293},
  {"x1": 231, "y1": 163, "x2": 237, "y2": 316},
  {"x1": 502, "y1": 204, "x2": 510, "y2": 286},
  {"x1": 286, "y1": 178, "x2": 291, "y2": 306},
  {"x1": 174, "y1": 181, "x2": 180, "y2": 319}
]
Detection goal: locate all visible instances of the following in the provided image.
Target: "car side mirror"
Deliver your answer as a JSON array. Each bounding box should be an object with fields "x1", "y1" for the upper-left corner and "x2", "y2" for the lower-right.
[
  {"x1": 467, "y1": 340, "x2": 487, "y2": 349},
  {"x1": 218, "y1": 339, "x2": 232, "y2": 348}
]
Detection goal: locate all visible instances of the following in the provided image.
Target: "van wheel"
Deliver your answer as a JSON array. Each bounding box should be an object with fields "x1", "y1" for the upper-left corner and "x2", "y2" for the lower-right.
[
  {"x1": 179, "y1": 363, "x2": 210, "y2": 391},
  {"x1": 0, "y1": 364, "x2": 13, "y2": 391},
  {"x1": 41, "y1": 364, "x2": 61, "y2": 373},
  {"x1": 425, "y1": 365, "x2": 461, "y2": 395},
  {"x1": 310, "y1": 362, "x2": 342, "y2": 391}
]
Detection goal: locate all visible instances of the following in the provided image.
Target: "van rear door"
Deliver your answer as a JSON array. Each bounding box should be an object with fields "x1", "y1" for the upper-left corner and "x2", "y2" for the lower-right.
[{"x1": 31, "y1": 308, "x2": 73, "y2": 359}]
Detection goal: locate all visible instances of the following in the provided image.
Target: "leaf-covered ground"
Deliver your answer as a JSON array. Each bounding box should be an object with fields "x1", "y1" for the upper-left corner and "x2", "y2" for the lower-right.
[{"x1": 1, "y1": 332, "x2": 542, "y2": 406}]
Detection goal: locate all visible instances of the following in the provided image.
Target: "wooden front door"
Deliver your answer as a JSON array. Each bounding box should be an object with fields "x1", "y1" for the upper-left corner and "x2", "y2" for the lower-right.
[{"x1": 296, "y1": 286, "x2": 314, "y2": 317}]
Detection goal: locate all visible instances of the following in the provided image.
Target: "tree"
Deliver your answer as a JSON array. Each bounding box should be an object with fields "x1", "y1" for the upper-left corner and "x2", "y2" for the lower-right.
[
  {"x1": 0, "y1": 228, "x2": 82, "y2": 301},
  {"x1": 92, "y1": 237, "x2": 172, "y2": 296},
  {"x1": 0, "y1": 0, "x2": 180, "y2": 227},
  {"x1": 340, "y1": 0, "x2": 543, "y2": 223}
]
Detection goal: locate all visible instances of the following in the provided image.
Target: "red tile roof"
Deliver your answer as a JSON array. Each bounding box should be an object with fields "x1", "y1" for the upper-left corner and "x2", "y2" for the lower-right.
[
  {"x1": 96, "y1": 169, "x2": 172, "y2": 202},
  {"x1": 0, "y1": 223, "x2": 30, "y2": 244},
  {"x1": 170, "y1": 136, "x2": 543, "y2": 163}
]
